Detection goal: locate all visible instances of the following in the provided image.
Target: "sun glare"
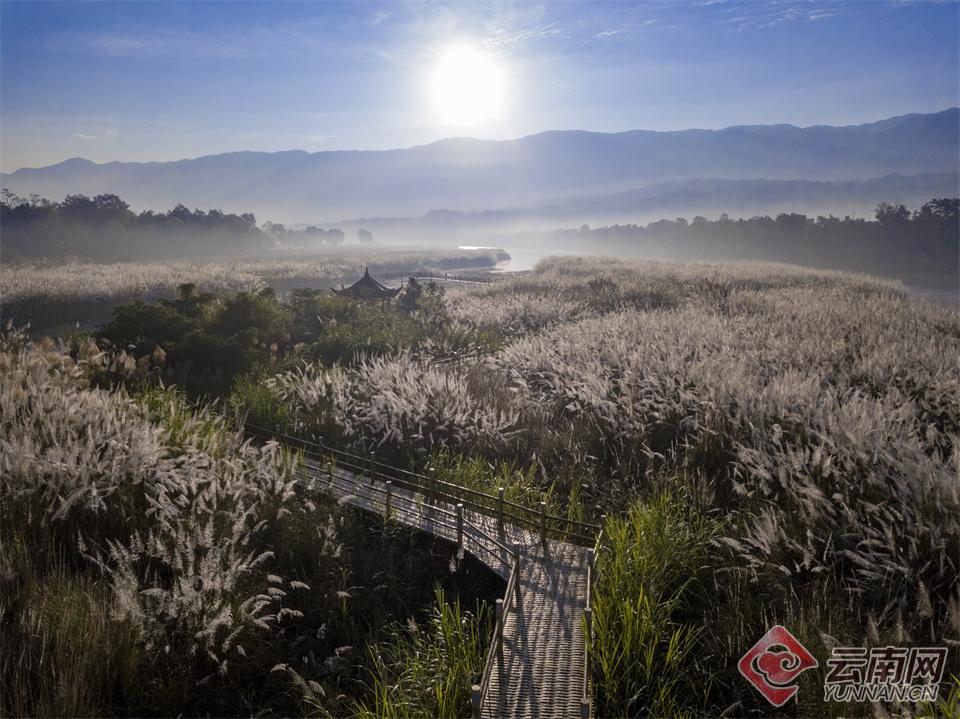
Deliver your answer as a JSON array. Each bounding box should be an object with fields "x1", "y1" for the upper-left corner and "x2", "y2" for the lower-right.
[{"x1": 430, "y1": 45, "x2": 504, "y2": 126}]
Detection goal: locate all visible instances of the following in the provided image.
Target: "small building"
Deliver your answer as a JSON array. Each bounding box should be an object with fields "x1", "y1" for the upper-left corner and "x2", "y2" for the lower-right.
[{"x1": 332, "y1": 267, "x2": 402, "y2": 301}]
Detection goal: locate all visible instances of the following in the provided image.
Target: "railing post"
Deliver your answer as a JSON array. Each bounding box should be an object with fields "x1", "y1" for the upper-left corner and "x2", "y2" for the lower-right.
[
  {"x1": 583, "y1": 604, "x2": 593, "y2": 717},
  {"x1": 385, "y1": 480, "x2": 392, "y2": 518},
  {"x1": 497, "y1": 487, "x2": 505, "y2": 533},
  {"x1": 586, "y1": 549, "x2": 594, "y2": 607},
  {"x1": 456, "y1": 503, "x2": 464, "y2": 551},
  {"x1": 368, "y1": 451, "x2": 375, "y2": 483},
  {"x1": 539, "y1": 500, "x2": 547, "y2": 543},
  {"x1": 511, "y1": 542, "x2": 522, "y2": 605},
  {"x1": 495, "y1": 598, "x2": 504, "y2": 664},
  {"x1": 471, "y1": 684, "x2": 481, "y2": 718}
]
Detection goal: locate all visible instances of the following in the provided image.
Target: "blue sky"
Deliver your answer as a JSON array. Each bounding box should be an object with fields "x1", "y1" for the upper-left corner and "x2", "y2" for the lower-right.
[{"x1": 1, "y1": 0, "x2": 957, "y2": 171}]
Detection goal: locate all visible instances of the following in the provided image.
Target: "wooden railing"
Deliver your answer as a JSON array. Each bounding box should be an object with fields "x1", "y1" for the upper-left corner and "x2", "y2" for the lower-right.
[
  {"x1": 236, "y1": 420, "x2": 601, "y2": 545},
  {"x1": 231, "y1": 416, "x2": 602, "y2": 717},
  {"x1": 581, "y1": 525, "x2": 604, "y2": 718},
  {"x1": 412, "y1": 271, "x2": 494, "y2": 285},
  {"x1": 471, "y1": 534, "x2": 521, "y2": 718}
]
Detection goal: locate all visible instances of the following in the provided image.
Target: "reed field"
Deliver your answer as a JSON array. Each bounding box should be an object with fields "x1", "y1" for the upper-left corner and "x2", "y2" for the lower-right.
[
  {"x1": 252, "y1": 256, "x2": 960, "y2": 716},
  {"x1": 2, "y1": 255, "x2": 958, "y2": 717},
  {"x1": 0, "y1": 329, "x2": 495, "y2": 717},
  {"x1": 0, "y1": 248, "x2": 506, "y2": 334}
]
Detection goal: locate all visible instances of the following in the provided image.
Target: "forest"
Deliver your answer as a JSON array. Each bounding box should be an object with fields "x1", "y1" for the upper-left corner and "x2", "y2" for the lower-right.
[
  {"x1": 0, "y1": 191, "x2": 266, "y2": 260},
  {"x1": 0, "y1": 191, "x2": 376, "y2": 261},
  {"x1": 541, "y1": 198, "x2": 959, "y2": 280}
]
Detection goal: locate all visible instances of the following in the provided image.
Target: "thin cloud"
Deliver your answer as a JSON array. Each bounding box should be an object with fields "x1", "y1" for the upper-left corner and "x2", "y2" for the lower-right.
[
  {"x1": 483, "y1": 24, "x2": 564, "y2": 50},
  {"x1": 49, "y1": 29, "x2": 261, "y2": 59},
  {"x1": 45, "y1": 20, "x2": 366, "y2": 61},
  {"x1": 72, "y1": 129, "x2": 118, "y2": 140},
  {"x1": 714, "y1": 1, "x2": 859, "y2": 31}
]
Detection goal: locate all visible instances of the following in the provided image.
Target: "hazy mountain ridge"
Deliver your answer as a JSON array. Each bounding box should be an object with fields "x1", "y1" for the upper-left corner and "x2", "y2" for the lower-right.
[
  {"x1": 335, "y1": 172, "x2": 960, "y2": 243},
  {"x1": 2, "y1": 109, "x2": 957, "y2": 223}
]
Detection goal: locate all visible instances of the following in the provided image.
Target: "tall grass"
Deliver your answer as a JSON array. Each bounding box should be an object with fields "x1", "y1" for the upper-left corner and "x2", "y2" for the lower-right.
[
  {"x1": 241, "y1": 256, "x2": 959, "y2": 715},
  {"x1": 352, "y1": 589, "x2": 489, "y2": 719},
  {"x1": 0, "y1": 327, "x2": 501, "y2": 716},
  {"x1": 590, "y1": 494, "x2": 722, "y2": 718},
  {"x1": 425, "y1": 448, "x2": 551, "y2": 510},
  {"x1": 0, "y1": 548, "x2": 142, "y2": 718}
]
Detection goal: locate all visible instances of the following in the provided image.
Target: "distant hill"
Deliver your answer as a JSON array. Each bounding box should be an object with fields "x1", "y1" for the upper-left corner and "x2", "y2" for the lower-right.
[
  {"x1": 2, "y1": 109, "x2": 958, "y2": 223},
  {"x1": 336, "y1": 172, "x2": 960, "y2": 243}
]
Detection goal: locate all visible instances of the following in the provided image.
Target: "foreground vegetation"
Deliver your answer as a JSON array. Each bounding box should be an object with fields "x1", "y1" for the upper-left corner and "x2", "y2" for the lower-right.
[
  {"x1": 0, "y1": 329, "x2": 495, "y2": 717},
  {"x1": 2, "y1": 255, "x2": 957, "y2": 716}
]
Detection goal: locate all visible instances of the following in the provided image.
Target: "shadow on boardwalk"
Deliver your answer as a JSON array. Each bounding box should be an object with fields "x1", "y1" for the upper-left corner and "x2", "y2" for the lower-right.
[{"x1": 302, "y1": 458, "x2": 591, "y2": 719}]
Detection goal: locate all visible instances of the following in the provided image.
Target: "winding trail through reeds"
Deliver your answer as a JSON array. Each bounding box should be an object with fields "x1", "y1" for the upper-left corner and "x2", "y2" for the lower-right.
[{"x1": 299, "y1": 455, "x2": 592, "y2": 719}]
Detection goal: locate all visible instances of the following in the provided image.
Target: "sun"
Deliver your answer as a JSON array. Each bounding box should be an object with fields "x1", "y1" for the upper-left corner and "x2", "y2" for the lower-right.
[{"x1": 430, "y1": 45, "x2": 504, "y2": 126}]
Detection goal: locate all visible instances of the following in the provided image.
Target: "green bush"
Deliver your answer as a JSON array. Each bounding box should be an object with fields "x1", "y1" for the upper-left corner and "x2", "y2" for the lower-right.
[{"x1": 100, "y1": 300, "x2": 196, "y2": 353}]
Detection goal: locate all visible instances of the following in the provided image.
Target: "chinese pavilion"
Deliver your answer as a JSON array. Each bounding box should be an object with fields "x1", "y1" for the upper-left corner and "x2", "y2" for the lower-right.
[{"x1": 332, "y1": 267, "x2": 402, "y2": 300}]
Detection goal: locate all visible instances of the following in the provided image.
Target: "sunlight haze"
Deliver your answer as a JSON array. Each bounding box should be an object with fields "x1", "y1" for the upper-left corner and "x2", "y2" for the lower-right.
[{"x1": 430, "y1": 45, "x2": 506, "y2": 126}]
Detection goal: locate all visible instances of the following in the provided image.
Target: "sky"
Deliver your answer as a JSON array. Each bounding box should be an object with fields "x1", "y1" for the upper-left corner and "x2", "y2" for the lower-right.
[{"x1": 1, "y1": 0, "x2": 958, "y2": 172}]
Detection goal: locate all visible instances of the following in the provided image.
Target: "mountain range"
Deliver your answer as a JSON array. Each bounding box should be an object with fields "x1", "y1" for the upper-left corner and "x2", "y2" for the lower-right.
[
  {"x1": 333, "y1": 172, "x2": 960, "y2": 243},
  {"x1": 2, "y1": 108, "x2": 958, "y2": 224}
]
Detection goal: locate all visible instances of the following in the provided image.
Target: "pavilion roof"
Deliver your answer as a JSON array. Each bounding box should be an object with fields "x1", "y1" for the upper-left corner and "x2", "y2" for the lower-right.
[{"x1": 332, "y1": 267, "x2": 402, "y2": 299}]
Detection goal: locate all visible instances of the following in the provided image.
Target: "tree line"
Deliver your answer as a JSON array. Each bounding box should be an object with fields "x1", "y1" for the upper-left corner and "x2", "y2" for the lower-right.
[
  {"x1": 0, "y1": 191, "x2": 375, "y2": 261},
  {"x1": 552, "y1": 199, "x2": 958, "y2": 279}
]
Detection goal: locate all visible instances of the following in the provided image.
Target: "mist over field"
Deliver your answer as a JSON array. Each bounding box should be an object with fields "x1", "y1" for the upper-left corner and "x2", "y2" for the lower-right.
[{"x1": 3, "y1": 108, "x2": 958, "y2": 293}]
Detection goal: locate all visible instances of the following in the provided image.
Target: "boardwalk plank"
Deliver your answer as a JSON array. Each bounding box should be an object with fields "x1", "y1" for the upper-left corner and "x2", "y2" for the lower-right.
[{"x1": 300, "y1": 458, "x2": 591, "y2": 718}]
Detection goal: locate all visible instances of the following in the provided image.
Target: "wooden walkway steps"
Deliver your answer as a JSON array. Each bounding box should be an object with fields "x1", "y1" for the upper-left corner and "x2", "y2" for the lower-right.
[{"x1": 236, "y1": 421, "x2": 602, "y2": 719}]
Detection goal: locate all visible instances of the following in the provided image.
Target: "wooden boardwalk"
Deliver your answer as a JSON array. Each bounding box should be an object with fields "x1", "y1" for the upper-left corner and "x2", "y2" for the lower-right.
[{"x1": 297, "y1": 455, "x2": 595, "y2": 718}]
